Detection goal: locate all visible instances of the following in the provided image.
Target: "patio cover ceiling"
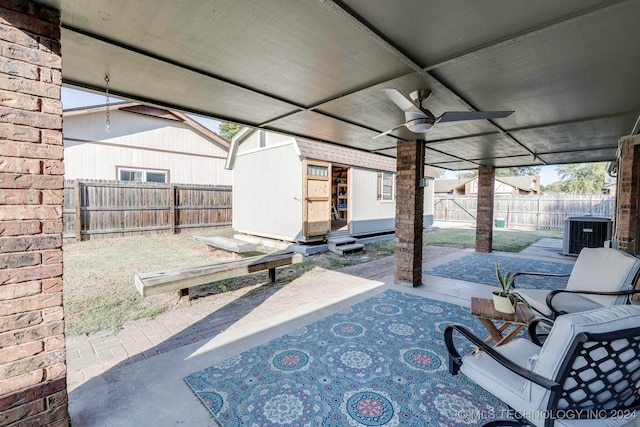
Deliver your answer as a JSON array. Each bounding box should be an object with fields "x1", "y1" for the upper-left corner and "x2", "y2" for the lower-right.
[{"x1": 37, "y1": 0, "x2": 640, "y2": 170}]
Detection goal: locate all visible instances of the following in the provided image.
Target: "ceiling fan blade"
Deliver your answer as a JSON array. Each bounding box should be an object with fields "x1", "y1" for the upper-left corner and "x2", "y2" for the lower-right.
[
  {"x1": 372, "y1": 123, "x2": 406, "y2": 140},
  {"x1": 436, "y1": 110, "x2": 514, "y2": 123},
  {"x1": 382, "y1": 88, "x2": 423, "y2": 115}
]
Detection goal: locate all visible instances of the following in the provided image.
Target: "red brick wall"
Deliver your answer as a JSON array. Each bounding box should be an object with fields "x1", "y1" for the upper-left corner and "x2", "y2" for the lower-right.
[
  {"x1": 0, "y1": 1, "x2": 68, "y2": 425},
  {"x1": 615, "y1": 137, "x2": 640, "y2": 255},
  {"x1": 475, "y1": 166, "x2": 495, "y2": 253},
  {"x1": 394, "y1": 140, "x2": 424, "y2": 287}
]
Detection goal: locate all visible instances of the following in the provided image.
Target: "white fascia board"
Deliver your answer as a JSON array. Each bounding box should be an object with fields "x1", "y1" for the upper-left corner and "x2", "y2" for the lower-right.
[{"x1": 225, "y1": 127, "x2": 257, "y2": 170}]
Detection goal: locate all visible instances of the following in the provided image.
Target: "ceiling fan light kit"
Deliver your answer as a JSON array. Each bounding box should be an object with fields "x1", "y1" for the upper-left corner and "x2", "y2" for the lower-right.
[
  {"x1": 406, "y1": 118, "x2": 435, "y2": 133},
  {"x1": 373, "y1": 88, "x2": 514, "y2": 139}
]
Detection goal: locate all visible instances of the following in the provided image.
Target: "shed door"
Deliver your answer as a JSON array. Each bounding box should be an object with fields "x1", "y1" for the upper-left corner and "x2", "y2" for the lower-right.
[{"x1": 303, "y1": 160, "x2": 331, "y2": 238}]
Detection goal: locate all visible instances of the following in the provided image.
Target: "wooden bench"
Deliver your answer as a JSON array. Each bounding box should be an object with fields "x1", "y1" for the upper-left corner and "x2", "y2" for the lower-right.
[
  {"x1": 193, "y1": 235, "x2": 257, "y2": 258},
  {"x1": 134, "y1": 251, "x2": 304, "y2": 302}
]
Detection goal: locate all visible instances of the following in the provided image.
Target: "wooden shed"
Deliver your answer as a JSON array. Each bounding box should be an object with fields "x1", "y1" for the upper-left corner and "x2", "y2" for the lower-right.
[{"x1": 226, "y1": 129, "x2": 436, "y2": 243}]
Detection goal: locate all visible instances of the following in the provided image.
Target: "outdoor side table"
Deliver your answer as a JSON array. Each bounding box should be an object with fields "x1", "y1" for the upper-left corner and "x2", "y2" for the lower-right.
[{"x1": 469, "y1": 296, "x2": 535, "y2": 349}]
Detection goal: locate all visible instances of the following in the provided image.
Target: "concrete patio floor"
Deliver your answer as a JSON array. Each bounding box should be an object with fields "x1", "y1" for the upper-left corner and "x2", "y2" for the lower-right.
[{"x1": 66, "y1": 239, "x2": 574, "y2": 426}]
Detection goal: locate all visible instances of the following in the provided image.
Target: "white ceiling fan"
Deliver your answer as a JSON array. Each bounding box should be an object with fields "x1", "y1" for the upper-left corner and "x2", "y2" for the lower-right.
[{"x1": 372, "y1": 88, "x2": 514, "y2": 139}]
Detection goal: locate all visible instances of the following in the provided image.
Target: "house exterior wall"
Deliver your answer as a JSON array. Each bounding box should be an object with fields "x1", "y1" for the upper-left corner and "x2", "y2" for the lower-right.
[
  {"x1": 493, "y1": 181, "x2": 516, "y2": 194},
  {"x1": 349, "y1": 167, "x2": 434, "y2": 235},
  {"x1": 233, "y1": 136, "x2": 303, "y2": 241},
  {"x1": 0, "y1": 2, "x2": 70, "y2": 425},
  {"x1": 63, "y1": 111, "x2": 232, "y2": 185}
]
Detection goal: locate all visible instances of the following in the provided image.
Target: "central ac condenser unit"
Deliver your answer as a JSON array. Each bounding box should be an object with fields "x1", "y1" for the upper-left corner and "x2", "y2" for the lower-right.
[{"x1": 563, "y1": 216, "x2": 612, "y2": 256}]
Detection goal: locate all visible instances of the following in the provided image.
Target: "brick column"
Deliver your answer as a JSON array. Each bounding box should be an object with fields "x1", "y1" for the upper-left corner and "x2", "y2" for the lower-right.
[
  {"x1": 475, "y1": 166, "x2": 495, "y2": 253},
  {"x1": 394, "y1": 140, "x2": 424, "y2": 287},
  {"x1": 0, "y1": 2, "x2": 68, "y2": 426},
  {"x1": 615, "y1": 136, "x2": 640, "y2": 255}
]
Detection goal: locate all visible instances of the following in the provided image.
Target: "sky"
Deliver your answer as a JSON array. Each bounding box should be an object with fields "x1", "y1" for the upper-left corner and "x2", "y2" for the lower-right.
[{"x1": 62, "y1": 87, "x2": 560, "y2": 185}]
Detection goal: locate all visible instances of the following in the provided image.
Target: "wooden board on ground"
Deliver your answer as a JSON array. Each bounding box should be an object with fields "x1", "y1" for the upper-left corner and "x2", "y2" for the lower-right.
[
  {"x1": 193, "y1": 235, "x2": 257, "y2": 254},
  {"x1": 135, "y1": 251, "x2": 303, "y2": 299}
]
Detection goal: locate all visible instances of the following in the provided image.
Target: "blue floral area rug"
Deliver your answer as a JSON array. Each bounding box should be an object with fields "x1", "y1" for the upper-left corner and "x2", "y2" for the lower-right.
[
  {"x1": 426, "y1": 253, "x2": 573, "y2": 290},
  {"x1": 184, "y1": 290, "x2": 511, "y2": 426}
]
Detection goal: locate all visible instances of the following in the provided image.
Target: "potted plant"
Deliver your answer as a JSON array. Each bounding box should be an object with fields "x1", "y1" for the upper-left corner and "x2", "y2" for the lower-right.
[{"x1": 493, "y1": 262, "x2": 530, "y2": 314}]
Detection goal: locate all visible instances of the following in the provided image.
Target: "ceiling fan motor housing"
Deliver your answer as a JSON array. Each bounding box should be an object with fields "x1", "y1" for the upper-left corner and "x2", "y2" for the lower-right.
[{"x1": 406, "y1": 117, "x2": 435, "y2": 133}]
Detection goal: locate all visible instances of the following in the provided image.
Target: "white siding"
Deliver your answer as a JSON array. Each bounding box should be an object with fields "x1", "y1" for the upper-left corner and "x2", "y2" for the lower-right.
[
  {"x1": 267, "y1": 132, "x2": 292, "y2": 146},
  {"x1": 350, "y1": 167, "x2": 395, "y2": 221},
  {"x1": 495, "y1": 181, "x2": 516, "y2": 194},
  {"x1": 236, "y1": 131, "x2": 296, "y2": 154},
  {"x1": 349, "y1": 168, "x2": 435, "y2": 234},
  {"x1": 63, "y1": 110, "x2": 231, "y2": 185},
  {"x1": 237, "y1": 131, "x2": 262, "y2": 152},
  {"x1": 423, "y1": 179, "x2": 434, "y2": 215},
  {"x1": 232, "y1": 142, "x2": 303, "y2": 241}
]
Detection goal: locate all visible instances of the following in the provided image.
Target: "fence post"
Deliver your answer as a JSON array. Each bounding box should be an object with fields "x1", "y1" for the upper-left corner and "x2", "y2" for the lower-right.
[
  {"x1": 74, "y1": 179, "x2": 82, "y2": 241},
  {"x1": 444, "y1": 199, "x2": 448, "y2": 222},
  {"x1": 169, "y1": 184, "x2": 176, "y2": 234},
  {"x1": 536, "y1": 196, "x2": 541, "y2": 230}
]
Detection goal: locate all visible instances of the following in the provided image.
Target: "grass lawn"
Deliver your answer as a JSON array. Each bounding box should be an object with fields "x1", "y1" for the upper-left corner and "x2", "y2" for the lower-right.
[
  {"x1": 424, "y1": 226, "x2": 563, "y2": 251},
  {"x1": 63, "y1": 226, "x2": 561, "y2": 336},
  {"x1": 63, "y1": 229, "x2": 233, "y2": 336}
]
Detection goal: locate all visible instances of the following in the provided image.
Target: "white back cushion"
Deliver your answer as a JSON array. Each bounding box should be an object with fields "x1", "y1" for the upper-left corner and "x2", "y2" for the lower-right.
[
  {"x1": 566, "y1": 248, "x2": 640, "y2": 306},
  {"x1": 534, "y1": 305, "x2": 640, "y2": 380}
]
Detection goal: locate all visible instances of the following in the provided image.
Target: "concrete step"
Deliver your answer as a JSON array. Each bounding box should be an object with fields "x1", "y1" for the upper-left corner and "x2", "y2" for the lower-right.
[
  {"x1": 327, "y1": 236, "x2": 357, "y2": 246},
  {"x1": 328, "y1": 230, "x2": 350, "y2": 239},
  {"x1": 328, "y1": 243, "x2": 364, "y2": 255}
]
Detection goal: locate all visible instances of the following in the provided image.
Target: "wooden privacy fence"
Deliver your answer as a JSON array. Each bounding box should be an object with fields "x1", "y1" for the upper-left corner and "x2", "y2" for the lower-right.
[
  {"x1": 434, "y1": 194, "x2": 616, "y2": 230},
  {"x1": 63, "y1": 179, "x2": 232, "y2": 240}
]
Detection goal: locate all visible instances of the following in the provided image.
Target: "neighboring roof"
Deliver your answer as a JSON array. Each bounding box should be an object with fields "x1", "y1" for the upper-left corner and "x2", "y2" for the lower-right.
[
  {"x1": 296, "y1": 138, "x2": 396, "y2": 172},
  {"x1": 434, "y1": 175, "x2": 538, "y2": 193},
  {"x1": 434, "y1": 178, "x2": 473, "y2": 193},
  {"x1": 63, "y1": 102, "x2": 230, "y2": 151},
  {"x1": 496, "y1": 176, "x2": 537, "y2": 191}
]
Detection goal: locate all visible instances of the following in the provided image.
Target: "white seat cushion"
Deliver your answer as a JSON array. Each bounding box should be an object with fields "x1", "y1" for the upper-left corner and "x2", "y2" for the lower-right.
[
  {"x1": 518, "y1": 288, "x2": 602, "y2": 317},
  {"x1": 460, "y1": 338, "x2": 544, "y2": 417}
]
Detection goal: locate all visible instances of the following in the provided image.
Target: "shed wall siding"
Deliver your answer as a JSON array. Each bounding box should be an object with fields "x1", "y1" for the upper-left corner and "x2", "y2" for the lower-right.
[
  {"x1": 351, "y1": 167, "x2": 395, "y2": 221},
  {"x1": 63, "y1": 111, "x2": 232, "y2": 184},
  {"x1": 424, "y1": 181, "x2": 434, "y2": 216},
  {"x1": 233, "y1": 144, "x2": 302, "y2": 241},
  {"x1": 349, "y1": 168, "x2": 434, "y2": 234},
  {"x1": 237, "y1": 130, "x2": 262, "y2": 152}
]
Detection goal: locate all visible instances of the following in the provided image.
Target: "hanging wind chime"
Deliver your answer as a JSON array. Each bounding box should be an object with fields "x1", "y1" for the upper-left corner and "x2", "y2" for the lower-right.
[{"x1": 104, "y1": 75, "x2": 111, "y2": 133}]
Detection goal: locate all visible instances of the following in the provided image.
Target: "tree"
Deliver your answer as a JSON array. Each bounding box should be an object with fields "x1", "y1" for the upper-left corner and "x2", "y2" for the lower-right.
[
  {"x1": 453, "y1": 166, "x2": 541, "y2": 179},
  {"x1": 217, "y1": 122, "x2": 243, "y2": 141},
  {"x1": 495, "y1": 166, "x2": 542, "y2": 177},
  {"x1": 430, "y1": 167, "x2": 447, "y2": 179},
  {"x1": 540, "y1": 182, "x2": 564, "y2": 193},
  {"x1": 553, "y1": 162, "x2": 606, "y2": 194}
]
